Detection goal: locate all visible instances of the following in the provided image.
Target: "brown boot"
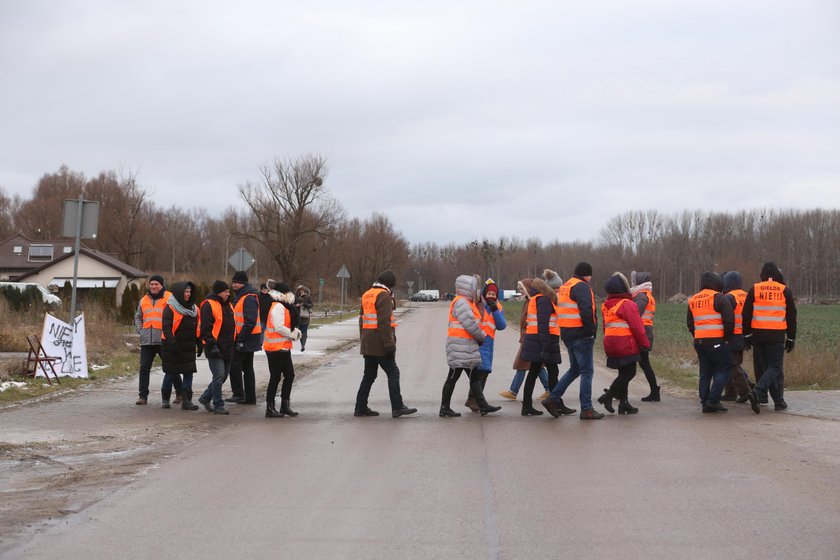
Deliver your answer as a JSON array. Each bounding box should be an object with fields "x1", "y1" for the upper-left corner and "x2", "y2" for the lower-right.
[
  {"x1": 173, "y1": 391, "x2": 182, "y2": 405},
  {"x1": 464, "y1": 395, "x2": 480, "y2": 412}
]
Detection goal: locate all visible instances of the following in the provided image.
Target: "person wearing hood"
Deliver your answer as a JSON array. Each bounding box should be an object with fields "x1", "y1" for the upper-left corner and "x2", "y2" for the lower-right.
[
  {"x1": 227, "y1": 271, "x2": 262, "y2": 405},
  {"x1": 263, "y1": 282, "x2": 302, "y2": 418},
  {"x1": 464, "y1": 279, "x2": 507, "y2": 412},
  {"x1": 197, "y1": 281, "x2": 236, "y2": 414},
  {"x1": 439, "y1": 275, "x2": 501, "y2": 417},
  {"x1": 160, "y1": 281, "x2": 200, "y2": 411},
  {"x1": 542, "y1": 263, "x2": 603, "y2": 420},
  {"x1": 630, "y1": 271, "x2": 660, "y2": 403},
  {"x1": 722, "y1": 271, "x2": 757, "y2": 407},
  {"x1": 742, "y1": 262, "x2": 797, "y2": 411},
  {"x1": 499, "y1": 278, "x2": 550, "y2": 401},
  {"x1": 686, "y1": 272, "x2": 737, "y2": 413},
  {"x1": 133, "y1": 274, "x2": 173, "y2": 406},
  {"x1": 354, "y1": 270, "x2": 417, "y2": 418},
  {"x1": 294, "y1": 285, "x2": 314, "y2": 352},
  {"x1": 519, "y1": 276, "x2": 563, "y2": 416},
  {"x1": 597, "y1": 272, "x2": 650, "y2": 415}
]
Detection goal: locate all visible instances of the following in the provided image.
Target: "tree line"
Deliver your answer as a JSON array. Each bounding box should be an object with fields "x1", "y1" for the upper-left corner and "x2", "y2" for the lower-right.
[{"x1": 2, "y1": 158, "x2": 838, "y2": 301}]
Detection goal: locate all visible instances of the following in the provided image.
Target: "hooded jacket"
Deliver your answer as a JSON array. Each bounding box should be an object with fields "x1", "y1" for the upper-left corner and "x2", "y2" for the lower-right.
[
  {"x1": 264, "y1": 289, "x2": 301, "y2": 352},
  {"x1": 446, "y1": 275, "x2": 486, "y2": 369},
  {"x1": 359, "y1": 282, "x2": 397, "y2": 356},
  {"x1": 233, "y1": 282, "x2": 263, "y2": 352},
  {"x1": 741, "y1": 262, "x2": 797, "y2": 344},
  {"x1": 631, "y1": 271, "x2": 654, "y2": 344},
  {"x1": 161, "y1": 281, "x2": 198, "y2": 375},
  {"x1": 520, "y1": 278, "x2": 563, "y2": 365},
  {"x1": 602, "y1": 274, "x2": 650, "y2": 365},
  {"x1": 512, "y1": 278, "x2": 535, "y2": 371},
  {"x1": 477, "y1": 290, "x2": 506, "y2": 372},
  {"x1": 722, "y1": 271, "x2": 745, "y2": 351},
  {"x1": 686, "y1": 272, "x2": 735, "y2": 344}
]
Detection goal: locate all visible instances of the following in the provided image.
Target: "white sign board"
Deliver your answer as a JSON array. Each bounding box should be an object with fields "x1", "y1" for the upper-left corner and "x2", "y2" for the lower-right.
[{"x1": 38, "y1": 313, "x2": 89, "y2": 378}]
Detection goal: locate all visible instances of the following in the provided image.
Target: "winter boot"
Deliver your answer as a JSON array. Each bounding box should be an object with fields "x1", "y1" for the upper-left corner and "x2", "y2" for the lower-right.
[
  {"x1": 173, "y1": 391, "x2": 183, "y2": 405},
  {"x1": 521, "y1": 405, "x2": 544, "y2": 416},
  {"x1": 597, "y1": 388, "x2": 615, "y2": 413},
  {"x1": 280, "y1": 399, "x2": 299, "y2": 417},
  {"x1": 181, "y1": 390, "x2": 199, "y2": 411},
  {"x1": 161, "y1": 388, "x2": 172, "y2": 409},
  {"x1": 471, "y1": 373, "x2": 501, "y2": 416},
  {"x1": 440, "y1": 379, "x2": 462, "y2": 417},
  {"x1": 618, "y1": 397, "x2": 639, "y2": 415},
  {"x1": 265, "y1": 401, "x2": 284, "y2": 418},
  {"x1": 464, "y1": 394, "x2": 480, "y2": 412},
  {"x1": 641, "y1": 385, "x2": 660, "y2": 402}
]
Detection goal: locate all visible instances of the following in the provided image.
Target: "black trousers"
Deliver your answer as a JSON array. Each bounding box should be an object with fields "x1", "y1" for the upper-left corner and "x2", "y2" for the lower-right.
[
  {"x1": 355, "y1": 354, "x2": 405, "y2": 411},
  {"x1": 608, "y1": 363, "x2": 637, "y2": 400},
  {"x1": 753, "y1": 341, "x2": 785, "y2": 404},
  {"x1": 639, "y1": 350, "x2": 658, "y2": 391},
  {"x1": 266, "y1": 350, "x2": 295, "y2": 403},
  {"x1": 523, "y1": 361, "x2": 559, "y2": 408},
  {"x1": 229, "y1": 350, "x2": 256, "y2": 402},
  {"x1": 138, "y1": 345, "x2": 163, "y2": 399}
]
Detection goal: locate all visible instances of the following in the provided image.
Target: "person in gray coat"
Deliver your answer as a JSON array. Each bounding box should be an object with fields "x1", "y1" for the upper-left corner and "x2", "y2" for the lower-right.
[{"x1": 439, "y1": 274, "x2": 502, "y2": 417}]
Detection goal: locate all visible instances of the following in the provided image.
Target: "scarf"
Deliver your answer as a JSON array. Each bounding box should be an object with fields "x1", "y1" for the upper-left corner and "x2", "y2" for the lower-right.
[{"x1": 169, "y1": 297, "x2": 197, "y2": 318}]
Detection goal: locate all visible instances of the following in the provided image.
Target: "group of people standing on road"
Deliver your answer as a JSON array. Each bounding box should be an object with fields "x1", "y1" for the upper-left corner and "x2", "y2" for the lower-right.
[{"x1": 133, "y1": 259, "x2": 796, "y2": 421}]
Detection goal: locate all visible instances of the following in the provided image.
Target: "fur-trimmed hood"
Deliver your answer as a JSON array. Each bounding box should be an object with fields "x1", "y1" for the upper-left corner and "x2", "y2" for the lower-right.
[
  {"x1": 531, "y1": 277, "x2": 558, "y2": 303},
  {"x1": 268, "y1": 289, "x2": 296, "y2": 305}
]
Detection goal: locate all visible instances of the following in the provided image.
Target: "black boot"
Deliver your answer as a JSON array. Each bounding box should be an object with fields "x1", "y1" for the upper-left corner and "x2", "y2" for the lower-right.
[
  {"x1": 279, "y1": 398, "x2": 298, "y2": 417},
  {"x1": 161, "y1": 388, "x2": 172, "y2": 409},
  {"x1": 265, "y1": 401, "x2": 284, "y2": 418},
  {"x1": 440, "y1": 378, "x2": 462, "y2": 418},
  {"x1": 471, "y1": 372, "x2": 501, "y2": 416},
  {"x1": 597, "y1": 388, "x2": 615, "y2": 413},
  {"x1": 464, "y1": 394, "x2": 480, "y2": 412},
  {"x1": 641, "y1": 385, "x2": 660, "y2": 402},
  {"x1": 181, "y1": 390, "x2": 199, "y2": 411},
  {"x1": 521, "y1": 405, "x2": 544, "y2": 416},
  {"x1": 618, "y1": 397, "x2": 639, "y2": 414}
]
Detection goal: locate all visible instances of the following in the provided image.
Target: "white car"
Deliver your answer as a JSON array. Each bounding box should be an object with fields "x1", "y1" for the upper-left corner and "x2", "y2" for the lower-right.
[{"x1": 0, "y1": 282, "x2": 62, "y2": 305}]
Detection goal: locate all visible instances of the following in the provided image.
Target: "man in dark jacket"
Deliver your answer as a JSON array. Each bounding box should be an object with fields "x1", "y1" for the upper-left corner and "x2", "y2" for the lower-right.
[
  {"x1": 687, "y1": 272, "x2": 737, "y2": 413},
  {"x1": 542, "y1": 262, "x2": 603, "y2": 420},
  {"x1": 198, "y1": 281, "x2": 236, "y2": 414},
  {"x1": 742, "y1": 262, "x2": 797, "y2": 411},
  {"x1": 354, "y1": 270, "x2": 417, "y2": 418},
  {"x1": 722, "y1": 271, "x2": 756, "y2": 408},
  {"x1": 227, "y1": 271, "x2": 262, "y2": 404}
]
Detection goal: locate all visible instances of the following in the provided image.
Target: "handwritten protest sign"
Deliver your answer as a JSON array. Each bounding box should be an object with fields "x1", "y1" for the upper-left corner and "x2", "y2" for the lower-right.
[{"x1": 38, "y1": 313, "x2": 89, "y2": 378}]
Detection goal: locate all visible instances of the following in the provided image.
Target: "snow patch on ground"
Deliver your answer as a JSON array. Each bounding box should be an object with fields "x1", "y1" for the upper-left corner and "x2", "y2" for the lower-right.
[{"x1": 0, "y1": 381, "x2": 28, "y2": 392}]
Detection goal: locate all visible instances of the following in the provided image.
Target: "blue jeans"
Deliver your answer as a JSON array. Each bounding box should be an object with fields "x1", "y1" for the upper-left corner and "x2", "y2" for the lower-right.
[
  {"x1": 510, "y1": 368, "x2": 548, "y2": 393},
  {"x1": 695, "y1": 342, "x2": 733, "y2": 405},
  {"x1": 550, "y1": 337, "x2": 595, "y2": 409},
  {"x1": 201, "y1": 357, "x2": 230, "y2": 410}
]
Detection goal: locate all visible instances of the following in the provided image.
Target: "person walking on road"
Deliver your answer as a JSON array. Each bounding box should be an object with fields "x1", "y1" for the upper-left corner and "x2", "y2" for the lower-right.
[
  {"x1": 439, "y1": 275, "x2": 501, "y2": 417},
  {"x1": 263, "y1": 282, "x2": 302, "y2": 418},
  {"x1": 354, "y1": 270, "x2": 417, "y2": 418},
  {"x1": 227, "y1": 270, "x2": 262, "y2": 405},
  {"x1": 161, "y1": 281, "x2": 200, "y2": 411},
  {"x1": 463, "y1": 279, "x2": 506, "y2": 412},
  {"x1": 133, "y1": 274, "x2": 172, "y2": 406},
  {"x1": 519, "y1": 276, "x2": 563, "y2": 416},
  {"x1": 597, "y1": 272, "x2": 650, "y2": 415},
  {"x1": 499, "y1": 278, "x2": 550, "y2": 401},
  {"x1": 198, "y1": 281, "x2": 236, "y2": 414},
  {"x1": 721, "y1": 271, "x2": 756, "y2": 405},
  {"x1": 631, "y1": 271, "x2": 661, "y2": 402},
  {"x1": 542, "y1": 263, "x2": 603, "y2": 420},
  {"x1": 294, "y1": 285, "x2": 314, "y2": 352},
  {"x1": 687, "y1": 272, "x2": 740, "y2": 413},
  {"x1": 743, "y1": 262, "x2": 797, "y2": 411}
]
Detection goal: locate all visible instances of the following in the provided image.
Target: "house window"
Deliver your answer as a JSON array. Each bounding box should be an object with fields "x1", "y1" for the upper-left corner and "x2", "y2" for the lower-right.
[
  {"x1": 28, "y1": 244, "x2": 54, "y2": 261},
  {"x1": 63, "y1": 246, "x2": 73, "y2": 254},
  {"x1": 13, "y1": 246, "x2": 22, "y2": 254}
]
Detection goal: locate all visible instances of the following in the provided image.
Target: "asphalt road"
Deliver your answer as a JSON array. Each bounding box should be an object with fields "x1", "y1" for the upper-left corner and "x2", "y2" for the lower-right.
[{"x1": 3, "y1": 304, "x2": 840, "y2": 559}]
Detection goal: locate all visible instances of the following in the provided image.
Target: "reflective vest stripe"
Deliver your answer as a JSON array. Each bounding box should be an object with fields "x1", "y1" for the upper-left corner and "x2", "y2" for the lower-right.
[
  {"x1": 234, "y1": 293, "x2": 262, "y2": 336},
  {"x1": 555, "y1": 278, "x2": 595, "y2": 329},
  {"x1": 689, "y1": 289, "x2": 724, "y2": 339},
  {"x1": 729, "y1": 289, "x2": 747, "y2": 335},
  {"x1": 203, "y1": 299, "x2": 225, "y2": 341},
  {"x1": 163, "y1": 306, "x2": 199, "y2": 340},
  {"x1": 448, "y1": 296, "x2": 482, "y2": 339},
  {"x1": 525, "y1": 294, "x2": 560, "y2": 335},
  {"x1": 751, "y1": 281, "x2": 787, "y2": 331},
  {"x1": 361, "y1": 288, "x2": 396, "y2": 330},
  {"x1": 140, "y1": 291, "x2": 171, "y2": 329},
  {"x1": 602, "y1": 300, "x2": 632, "y2": 337},
  {"x1": 639, "y1": 289, "x2": 656, "y2": 327},
  {"x1": 264, "y1": 302, "x2": 293, "y2": 351}
]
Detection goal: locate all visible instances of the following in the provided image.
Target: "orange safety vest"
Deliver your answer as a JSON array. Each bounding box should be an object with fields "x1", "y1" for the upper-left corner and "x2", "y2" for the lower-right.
[
  {"x1": 556, "y1": 278, "x2": 595, "y2": 328},
  {"x1": 448, "y1": 296, "x2": 483, "y2": 339},
  {"x1": 202, "y1": 299, "x2": 232, "y2": 341},
  {"x1": 263, "y1": 301, "x2": 293, "y2": 351},
  {"x1": 689, "y1": 289, "x2": 724, "y2": 339},
  {"x1": 751, "y1": 281, "x2": 787, "y2": 330},
  {"x1": 140, "y1": 291, "x2": 171, "y2": 329},
  {"x1": 162, "y1": 305, "x2": 200, "y2": 340},
  {"x1": 361, "y1": 287, "x2": 396, "y2": 330},
  {"x1": 481, "y1": 301, "x2": 503, "y2": 338},
  {"x1": 729, "y1": 289, "x2": 747, "y2": 335},
  {"x1": 525, "y1": 294, "x2": 560, "y2": 336},
  {"x1": 233, "y1": 292, "x2": 262, "y2": 337},
  {"x1": 602, "y1": 300, "x2": 633, "y2": 337},
  {"x1": 638, "y1": 289, "x2": 656, "y2": 327}
]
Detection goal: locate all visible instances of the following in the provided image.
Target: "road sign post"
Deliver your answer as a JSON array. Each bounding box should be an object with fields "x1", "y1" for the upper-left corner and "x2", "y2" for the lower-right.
[
  {"x1": 62, "y1": 199, "x2": 100, "y2": 323},
  {"x1": 336, "y1": 265, "x2": 350, "y2": 315}
]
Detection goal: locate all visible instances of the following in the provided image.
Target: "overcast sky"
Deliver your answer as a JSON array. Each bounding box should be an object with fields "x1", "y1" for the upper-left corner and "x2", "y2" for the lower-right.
[{"x1": 1, "y1": 1, "x2": 839, "y2": 245}]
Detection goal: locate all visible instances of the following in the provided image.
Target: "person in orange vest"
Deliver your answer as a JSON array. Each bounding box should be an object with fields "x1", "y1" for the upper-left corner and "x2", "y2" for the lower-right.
[
  {"x1": 463, "y1": 279, "x2": 506, "y2": 412},
  {"x1": 597, "y1": 272, "x2": 650, "y2": 415},
  {"x1": 133, "y1": 274, "x2": 172, "y2": 406},
  {"x1": 721, "y1": 271, "x2": 757, "y2": 407},
  {"x1": 263, "y1": 281, "x2": 302, "y2": 418},
  {"x1": 542, "y1": 263, "x2": 603, "y2": 419},
  {"x1": 160, "y1": 281, "x2": 200, "y2": 411},
  {"x1": 227, "y1": 270, "x2": 262, "y2": 405},
  {"x1": 439, "y1": 274, "x2": 501, "y2": 417},
  {"x1": 742, "y1": 262, "x2": 797, "y2": 411},
  {"x1": 631, "y1": 271, "x2": 660, "y2": 403},
  {"x1": 686, "y1": 272, "x2": 736, "y2": 413},
  {"x1": 197, "y1": 281, "x2": 236, "y2": 414},
  {"x1": 354, "y1": 270, "x2": 417, "y2": 418},
  {"x1": 499, "y1": 278, "x2": 550, "y2": 401},
  {"x1": 519, "y1": 275, "x2": 563, "y2": 416}
]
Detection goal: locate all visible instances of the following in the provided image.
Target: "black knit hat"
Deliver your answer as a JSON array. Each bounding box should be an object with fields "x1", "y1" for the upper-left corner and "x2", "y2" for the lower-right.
[
  {"x1": 149, "y1": 274, "x2": 165, "y2": 286},
  {"x1": 212, "y1": 280, "x2": 230, "y2": 294},
  {"x1": 377, "y1": 270, "x2": 396, "y2": 288},
  {"x1": 574, "y1": 262, "x2": 593, "y2": 277},
  {"x1": 274, "y1": 281, "x2": 290, "y2": 293},
  {"x1": 232, "y1": 270, "x2": 248, "y2": 284}
]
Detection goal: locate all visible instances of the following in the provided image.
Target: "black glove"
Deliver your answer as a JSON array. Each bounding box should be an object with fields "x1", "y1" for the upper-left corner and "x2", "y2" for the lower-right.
[
  {"x1": 208, "y1": 345, "x2": 222, "y2": 358},
  {"x1": 743, "y1": 336, "x2": 752, "y2": 351},
  {"x1": 785, "y1": 338, "x2": 795, "y2": 353},
  {"x1": 196, "y1": 342, "x2": 204, "y2": 358},
  {"x1": 487, "y1": 301, "x2": 498, "y2": 312},
  {"x1": 538, "y1": 351, "x2": 550, "y2": 363}
]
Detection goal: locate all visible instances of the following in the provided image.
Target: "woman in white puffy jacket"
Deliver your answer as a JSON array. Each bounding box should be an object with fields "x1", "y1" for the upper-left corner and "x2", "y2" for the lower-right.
[{"x1": 263, "y1": 281, "x2": 302, "y2": 418}]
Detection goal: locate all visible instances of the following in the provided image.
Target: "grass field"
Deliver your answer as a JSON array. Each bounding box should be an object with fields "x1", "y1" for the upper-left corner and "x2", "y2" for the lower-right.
[{"x1": 502, "y1": 299, "x2": 840, "y2": 391}]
